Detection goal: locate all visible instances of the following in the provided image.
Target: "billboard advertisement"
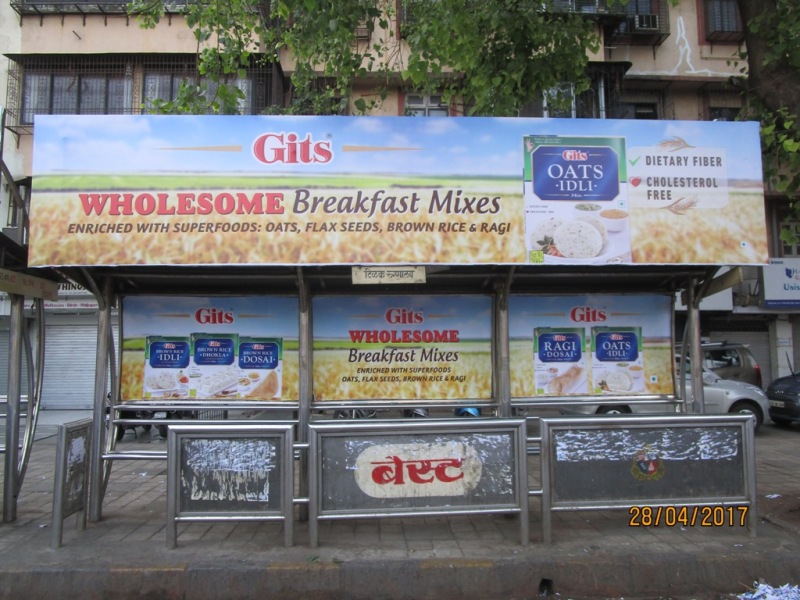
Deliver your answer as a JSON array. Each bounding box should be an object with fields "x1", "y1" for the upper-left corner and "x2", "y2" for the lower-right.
[
  {"x1": 120, "y1": 296, "x2": 299, "y2": 402},
  {"x1": 509, "y1": 294, "x2": 674, "y2": 398},
  {"x1": 29, "y1": 115, "x2": 767, "y2": 267},
  {"x1": 312, "y1": 295, "x2": 492, "y2": 401},
  {"x1": 762, "y1": 258, "x2": 800, "y2": 308}
]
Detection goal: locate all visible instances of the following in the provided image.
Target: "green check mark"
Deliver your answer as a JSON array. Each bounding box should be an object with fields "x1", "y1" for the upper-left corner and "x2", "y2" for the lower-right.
[{"x1": 629, "y1": 156, "x2": 641, "y2": 166}]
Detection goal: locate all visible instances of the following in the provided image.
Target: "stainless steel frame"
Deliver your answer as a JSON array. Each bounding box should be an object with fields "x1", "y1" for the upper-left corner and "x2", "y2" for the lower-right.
[
  {"x1": 165, "y1": 423, "x2": 295, "y2": 549},
  {"x1": 539, "y1": 414, "x2": 758, "y2": 543},
  {"x1": 308, "y1": 418, "x2": 529, "y2": 547},
  {"x1": 51, "y1": 418, "x2": 92, "y2": 549}
]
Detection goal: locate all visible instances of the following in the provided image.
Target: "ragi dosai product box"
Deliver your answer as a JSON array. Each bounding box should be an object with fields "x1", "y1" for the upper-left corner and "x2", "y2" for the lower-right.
[
  {"x1": 189, "y1": 333, "x2": 240, "y2": 398},
  {"x1": 591, "y1": 326, "x2": 644, "y2": 394},
  {"x1": 142, "y1": 336, "x2": 191, "y2": 398},
  {"x1": 533, "y1": 327, "x2": 588, "y2": 395},
  {"x1": 238, "y1": 337, "x2": 283, "y2": 399}
]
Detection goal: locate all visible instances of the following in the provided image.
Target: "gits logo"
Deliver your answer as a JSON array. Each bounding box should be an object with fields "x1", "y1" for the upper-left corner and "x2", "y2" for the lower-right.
[
  {"x1": 195, "y1": 308, "x2": 234, "y2": 325},
  {"x1": 570, "y1": 306, "x2": 607, "y2": 322},
  {"x1": 385, "y1": 308, "x2": 423, "y2": 324},
  {"x1": 562, "y1": 149, "x2": 588, "y2": 161},
  {"x1": 252, "y1": 132, "x2": 333, "y2": 165}
]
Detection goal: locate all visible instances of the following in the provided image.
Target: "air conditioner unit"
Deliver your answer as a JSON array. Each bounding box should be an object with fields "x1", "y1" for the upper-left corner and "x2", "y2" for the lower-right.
[
  {"x1": 633, "y1": 14, "x2": 659, "y2": 30},
  {"x1": 355, "y1": 25, "x2": 371, "y2": 40}
]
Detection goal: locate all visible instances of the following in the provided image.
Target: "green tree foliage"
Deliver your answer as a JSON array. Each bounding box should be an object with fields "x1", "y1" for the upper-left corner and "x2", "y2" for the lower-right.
[
  {"x1": 128, "y1": 0, "x2": 271, "y2": 114},
  {"x1": 736, "y1": 0, "x2": 800, "y2": 241},
  {"x1": 127, "y1": 0, "x2": 599, "y2": 117},
  {"x1": 400, "y1": 0, "x2": 598, "y2": 116}
]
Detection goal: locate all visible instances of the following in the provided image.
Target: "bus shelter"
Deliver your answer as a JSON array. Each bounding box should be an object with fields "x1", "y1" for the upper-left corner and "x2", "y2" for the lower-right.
[{"x1": 9, "y1": 114, "x2": 768, "y2": 534}]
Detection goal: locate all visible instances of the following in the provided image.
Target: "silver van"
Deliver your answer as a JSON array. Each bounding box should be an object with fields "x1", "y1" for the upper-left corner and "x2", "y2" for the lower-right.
[{"x1": 678, "y1": 342, "x2": 763, "y2": 389}]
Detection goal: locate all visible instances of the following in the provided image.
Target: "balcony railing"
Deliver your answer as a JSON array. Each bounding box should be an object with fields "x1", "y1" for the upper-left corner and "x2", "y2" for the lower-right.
[{"x1": 12, "y1": 0, "x2": 155, "y2": 16}]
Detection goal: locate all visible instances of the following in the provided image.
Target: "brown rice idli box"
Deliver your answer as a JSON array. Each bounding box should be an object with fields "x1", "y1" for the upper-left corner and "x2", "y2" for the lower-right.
[
  {"x1": 143, "y1": 336, "x2": 191, "y2": 399},
  {"x1": 591, "y1": 327, "x2": 644, "y2": 394},
  {"x1": 533, "y1": 327, "x2": 588, "y2": 395}
]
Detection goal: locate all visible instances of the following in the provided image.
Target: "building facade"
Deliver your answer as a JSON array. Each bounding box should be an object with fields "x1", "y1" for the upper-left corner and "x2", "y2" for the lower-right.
[{"x1": 0, "y1": 0, "x2": 795, "y2": 409}]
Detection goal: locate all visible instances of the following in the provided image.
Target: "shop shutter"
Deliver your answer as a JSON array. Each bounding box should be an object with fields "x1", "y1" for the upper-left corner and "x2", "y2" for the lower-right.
[
  {"x1": 708, "y1": 330, "x2": 772, "y2": 388},
  {"x1": 40, "y1": 317, "x2": 119, "y2": 410}
]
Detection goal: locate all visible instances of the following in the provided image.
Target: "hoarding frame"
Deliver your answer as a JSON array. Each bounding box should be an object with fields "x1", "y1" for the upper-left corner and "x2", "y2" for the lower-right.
[
  {"x1": 308, "y1": 418, "x2": 529, "y2": 547},
  {"x1": 166, "y1": 423, "x2": 295, "y2": 549}
]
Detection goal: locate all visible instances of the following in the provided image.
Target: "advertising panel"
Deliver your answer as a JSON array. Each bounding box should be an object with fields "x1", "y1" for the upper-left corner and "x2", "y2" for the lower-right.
[
  {"x1": 312, "y1": 295, "x2": 492, "y2": 401},
  {"x1": 762, "y1": 258, "x2": 800, "y2": 308},
  {"x1": 29, "y1": 115, "x2": 767, "y2": 267},
  {"x1": 120, "y1": 296, "x2": 299, "y2": 402},
  {"x1": 509, "y1": 294, "x2": 674, "y2": 398}
]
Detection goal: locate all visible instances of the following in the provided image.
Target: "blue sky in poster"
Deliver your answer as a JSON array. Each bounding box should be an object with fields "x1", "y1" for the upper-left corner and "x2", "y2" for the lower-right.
[
  {"x1": 122, "y1": 296, "x2": 299, "y2": 338},
  {"x1": 508, "y1": 294, "x2": 672, "y2": 339},
  {"x1": 32, "y1": 114, "x2": 763, "y2": 181},
  {"x1": 312, "y1": 295, "x2": 492, "y2": 340}
]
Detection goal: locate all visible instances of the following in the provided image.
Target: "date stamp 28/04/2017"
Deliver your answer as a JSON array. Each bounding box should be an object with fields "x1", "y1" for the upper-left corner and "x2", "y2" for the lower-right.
[{"x1": 628, "y1": 505, "x2": 749, "y2": 528}]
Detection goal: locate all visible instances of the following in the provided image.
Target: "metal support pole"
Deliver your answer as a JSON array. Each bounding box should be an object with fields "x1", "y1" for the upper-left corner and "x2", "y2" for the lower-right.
[
  {"x1": 496, "y1": 268, "x2": 514, "y2": 417},
  {"x1": 297, "y1": 267, "x2": 311, "y2": 521},
  {"x1": 686, "y1": 280, "x2": 705, "y2": 414},
  {"x1": 88, "y1": 291, "x2": 111, "y2": 522},
  {"x1": 3, "y1": 294, "x2": 25, "y2": 522}
]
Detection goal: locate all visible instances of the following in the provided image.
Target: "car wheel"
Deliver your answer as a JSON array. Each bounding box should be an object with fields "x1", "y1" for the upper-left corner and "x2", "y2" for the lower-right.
[
  {"x1": 596, "y1": 405, "x2": 630, "y2": 415},
  {"x1": 729, "y1": 401, "x2": 763, "y2": 433},
  {"x1": 157, "y1": 425, "x2": 169, "y2": 438},
  {"x1": 115, "y1": 426, "x2": 125, "y2": 441}
]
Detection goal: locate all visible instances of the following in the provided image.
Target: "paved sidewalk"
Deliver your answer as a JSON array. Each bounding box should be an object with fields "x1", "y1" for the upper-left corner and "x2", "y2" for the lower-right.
[{"x1": 1, "y1": 412, "x2": 799, "y2": 600}]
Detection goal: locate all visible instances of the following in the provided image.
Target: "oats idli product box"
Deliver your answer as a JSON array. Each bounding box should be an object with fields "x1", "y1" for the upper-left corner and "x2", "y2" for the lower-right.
[
  {"x1": 591, "y1": 326, "x2": 644, "y2": 394},
  {"x1": 143, "y1": 336, "x2": 191, "y2": 398},
  {"x1": 523, "y1": 135, "x2": 630, "y2": 265},
  {"x1": 238, "y1": 337, "x2": 283, "y2": 399},
  {"x1": 189, "y1": 333, "x2": 240, "y2": 398},
  {"x1": 533, "y1": 327, "x2": 588, "y2": 395}
]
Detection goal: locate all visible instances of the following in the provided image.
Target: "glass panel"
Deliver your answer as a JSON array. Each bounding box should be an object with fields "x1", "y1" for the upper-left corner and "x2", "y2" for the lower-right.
[
  {"x1": 22, "y1": 73, "x2": 51, "y2": 124},
  {"x1": 709, "y1": 106, "x2": 738, "y2": 121},
  {"x1": 236, "y1": 77, "x2": 252, "y2": 115},
  {"x1": 707, "y1": 0, "x2": 738, "y2": 31},
  {"x1": 79, "y1": 76, "x2": 107, "y2": 114},
  {"x1": 52, "y1": 75, "x2": 79, "y2": 115},
  {"x1": 107, "y1": 75, "x2": 132, "y2": 114},
  {"x1": 143, "y1": 73, "x2": 173, "y2": 112}
]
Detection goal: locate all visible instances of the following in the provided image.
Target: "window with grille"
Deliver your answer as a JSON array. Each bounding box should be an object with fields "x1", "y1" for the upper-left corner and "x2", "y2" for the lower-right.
[
  {"x1": 405, "y1": 94, "x2": 449, "y2": 117},
  {"x1": 21, "y1": 68, "x2": 133, "y2": 123},
  {"x1": 781, "y1": 221, "x2": 800, "y2": 257},
  {"x1": 704, "y1": 0, "x2": 744, "y2": 42},
  {"x1": 542, "y1": 84, "x2": 603, "y2": 119},
  {"x1": 701, "y1": 86, "x2": 742, "y2": 121},
  {"x1": 7, "y1": 55, "x2": 273, "y2": 130},
  {"x1": 143, "y1": 67, "x2": 255, "y2": 115}
]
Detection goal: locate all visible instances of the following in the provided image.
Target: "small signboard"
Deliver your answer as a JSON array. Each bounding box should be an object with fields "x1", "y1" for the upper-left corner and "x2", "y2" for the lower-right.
[
  {"x1": 51, "y1": 418, "x2": 92, "y2": 548},
  {"x1": 166, "y1": 423, "x2": 295, "y2": 548},
  {"x1": 0, "y1": 268, "x2": 59, "y2": 301},
  {"x1": 308, "y1": 419, "x2": 529, "y2": 547},
  {"x1": 352, "y1": 266, "x2": 426, "y2": 285}
]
